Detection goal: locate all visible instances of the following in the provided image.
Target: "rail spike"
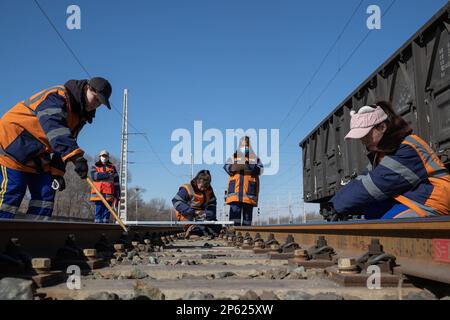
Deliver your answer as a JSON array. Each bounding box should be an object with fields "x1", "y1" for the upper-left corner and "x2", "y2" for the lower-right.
[
  {"x1": 1, "y1": 238, "x2": 32, "y2": 273},
  {"x1": 281, "y1": 234, "x2": 300, "y2": 253},
  {"x1": 356, "y1": 239, "x2": 397, "y2": 274},
  {"x1": 307, "y1": 236, "x2": 335, "y2": 261},
  {"x1": 264, "y1": 233, "x2": 279, "y2": 247},
  {"x1": 253, "y1": 233, "x2": 265, "y2": 249},
  {"x1": 95, "y1": 233, "x2": 114, "y2": 259},
  {"x1": 55, "y1": 234, "x2": 84, "y2": 262}
]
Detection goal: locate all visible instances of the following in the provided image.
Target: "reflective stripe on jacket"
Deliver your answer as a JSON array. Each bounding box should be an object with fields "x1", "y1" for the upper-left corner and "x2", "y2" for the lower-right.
[
  {"x1": 224, "y1": 153, "x2": 263, "y2": 207},
  {"x1": 172, "y1": 182, "x2": 217, "y2": 230},
  {"x1": 331, "y1": 134, "x2": 450, "y2": 218},
  {"x1": 0, "y1": 85, "x2": 84, "y2": 175}
]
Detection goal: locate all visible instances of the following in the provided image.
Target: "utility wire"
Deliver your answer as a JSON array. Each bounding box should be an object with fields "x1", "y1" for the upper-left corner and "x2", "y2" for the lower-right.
[
  {"x1": 33, "y1": 0, "x2": 181, "y2": 178},
  {"x1": 270, "y1": 0, "x2": 399, "y2": 198},
  {"x1": 278, "y1": 0, "x2": 365, "y2": 129},
  {"x1": 280, "y1": 0, "x2": 397, "y2": 147},
  {"x1": 33, "y1": 0, "x2": 92, "y2": 78},
  {"x1": 266, "y1": 0, "x2": 368, "y2": 192}
]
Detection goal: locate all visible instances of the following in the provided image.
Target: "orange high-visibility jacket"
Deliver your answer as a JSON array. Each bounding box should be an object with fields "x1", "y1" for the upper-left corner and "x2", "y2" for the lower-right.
[
  {"x1": 331, "y1": 134, "x2": 450, "y2": 217},
  {"x1": 90, "y1": 162, "x2": 120, "y2": 201},
  {"x1": 0, "y1": 85, "x2": 84, "y2": 176},
  {"x1": 173, "y1": 183, "x2": 216, "y2": 221},
  {"x1": 172, "y1": 182, "x2": 217, "y2": 231},
  {"x1": 224, "y1": 153, "x2": 263, "y2": 207}
]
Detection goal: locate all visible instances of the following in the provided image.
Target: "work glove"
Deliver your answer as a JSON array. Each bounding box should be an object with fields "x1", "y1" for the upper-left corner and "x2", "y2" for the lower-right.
[
  {"x1": 326, "y1": 204, "x2": 350, "y2": 222},
  {"x1": 73, "y1": 157, "x2": 88, "y2": 179},
  {"x1": 328, "y1": 207, "x2": 341, "y2": 222},
  {"x1": 195, "y1": 210, "x2": 206, "y2": 221},
  {"x1": 97, "y1": 171, "x2": 112, "y2": 181},
  {"x1": 51, "y1": 176, "x2": 66, "y2": 192},
  {"x1": 230, "y1": 164, "x2": 248, "y2": 172}
]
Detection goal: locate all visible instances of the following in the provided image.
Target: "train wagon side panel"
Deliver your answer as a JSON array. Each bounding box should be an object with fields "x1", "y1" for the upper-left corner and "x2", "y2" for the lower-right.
[{"x1": 300, "y1": 4, "x2": 450, "y2": 205}]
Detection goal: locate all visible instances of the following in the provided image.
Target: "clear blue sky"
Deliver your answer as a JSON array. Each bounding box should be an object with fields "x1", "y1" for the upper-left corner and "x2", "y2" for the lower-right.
[{"x1": 0, "y1": 0, "x2": 447, "y2": 221}]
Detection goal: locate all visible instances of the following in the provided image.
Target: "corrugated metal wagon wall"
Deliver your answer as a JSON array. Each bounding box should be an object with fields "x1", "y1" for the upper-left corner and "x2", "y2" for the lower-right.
[{"x1": 300, "y1": 4, "x2": 450, "y2": 206}]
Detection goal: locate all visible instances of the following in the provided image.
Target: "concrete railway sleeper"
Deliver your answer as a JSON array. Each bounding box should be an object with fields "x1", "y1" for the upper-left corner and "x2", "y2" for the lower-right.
[{"x1": 0, "y1": 219, "x2": 449, "y2": 300}]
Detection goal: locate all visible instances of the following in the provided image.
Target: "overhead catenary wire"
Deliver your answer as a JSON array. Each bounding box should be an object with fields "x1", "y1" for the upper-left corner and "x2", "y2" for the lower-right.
[
  {"x1": 278, "y1": 0, "x2": 365, "y2": 129},
  {"x1": 34, "y1": 0, "x2": 398, "y2": 198},
  {"x1": 264, "y1": 0, "x2": 376, "y2": 200},
  {"x1": 264, "y1": 161, "x2": 301, "y2": 183},
  {"x1": 263, "y1": 172, "x2": 301, "y2": 200},
  {"x1": 280, "y1": 0, "x2": 398, "y2": 147},
  {"x1": 33, "y1": 0, "x2": 92, "y2": 78},
  {"x1": 32, "y1": 0, "x2": 182, "y2": 179},
  {"x1": 266, "y1": 0, "x2": 399, "y2": 210}
]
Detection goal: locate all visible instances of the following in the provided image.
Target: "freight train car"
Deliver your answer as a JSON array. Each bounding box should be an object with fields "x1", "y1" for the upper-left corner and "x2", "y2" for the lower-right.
[{"x1": 300, "y1": 3, "x2": 450, "y2": 218}]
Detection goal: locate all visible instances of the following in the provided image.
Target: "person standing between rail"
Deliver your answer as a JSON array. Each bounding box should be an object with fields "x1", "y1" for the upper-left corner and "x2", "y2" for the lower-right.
[
  {"x1": 172, "y1": 170, "x2": 220, "y2": 237},
  {"x1": 89, "y1": 150, "x2": 120, "y2": 223},
  {"x1": 328, "y1": 101, "x2": 450, "y2": 221},
  {"x1": 0, "y1": 77, "x2": 112, "y2": 219},
  {"x1": 224, "y1": 136, "x2": 263, "y2": 226}
]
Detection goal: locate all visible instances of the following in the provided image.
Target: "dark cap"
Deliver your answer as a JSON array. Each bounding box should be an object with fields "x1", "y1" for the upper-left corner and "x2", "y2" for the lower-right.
[{"x1": 88, "y1": 77, "x2": 112, "y2": 109}]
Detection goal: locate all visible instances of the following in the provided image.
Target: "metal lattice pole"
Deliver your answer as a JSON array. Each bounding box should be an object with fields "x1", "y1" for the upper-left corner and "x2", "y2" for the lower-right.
[
  {"x1": 190, "y1": 153, "x2": 193, "y2": 180},
  {"x1": 119, "y1": 89, "x2": 128, "y2": 222},
  {"x1": 135, "y1": 187, "x2": 139, "y2": 221},
  {"x1": 277, "y1": 196, "x2": 280, "y2": 225},
  {"x1": 302, "y1": 197, "x2": 306, "y2": 224},
  {"x1": 288, "y1": 192, "x2": 293, "y2": 224}
]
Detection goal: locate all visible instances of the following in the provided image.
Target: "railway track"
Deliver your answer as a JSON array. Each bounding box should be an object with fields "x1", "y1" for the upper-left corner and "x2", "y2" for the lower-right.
[{"x1": 0, "y1": 218, "x2": 449, "y2": 300}]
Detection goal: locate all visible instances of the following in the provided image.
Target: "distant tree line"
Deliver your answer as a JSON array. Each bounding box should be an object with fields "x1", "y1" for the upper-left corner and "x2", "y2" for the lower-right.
[
  {"x1": 266, "y1": 212, "x2": 322, "y2": 225},
  {"x1": 17, "y1": 154, "x2": 173, "y2": 222}
]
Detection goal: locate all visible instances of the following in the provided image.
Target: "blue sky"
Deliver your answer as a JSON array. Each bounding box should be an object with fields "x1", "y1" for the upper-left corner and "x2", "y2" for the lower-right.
[{"x1": 0, "y1": 0, "x2": 447, "y2": 221}]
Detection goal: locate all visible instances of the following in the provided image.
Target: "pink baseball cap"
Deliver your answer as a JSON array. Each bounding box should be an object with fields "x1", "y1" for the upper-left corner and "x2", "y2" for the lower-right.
[{"x1": 345, "y1": 106, "x2": 388, "y2": 140}]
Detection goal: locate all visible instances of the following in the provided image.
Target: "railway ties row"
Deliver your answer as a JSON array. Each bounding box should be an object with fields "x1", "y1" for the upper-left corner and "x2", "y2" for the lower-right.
[
  {"x1": 1, "y1": 222, "x2": 448, "y2": 300},
  {"x1": 0, "y1": 226, "x2": 181, "y2": 289},
  {"x1": 224, "y1": 231, "x2": 401, "y2": 288}
]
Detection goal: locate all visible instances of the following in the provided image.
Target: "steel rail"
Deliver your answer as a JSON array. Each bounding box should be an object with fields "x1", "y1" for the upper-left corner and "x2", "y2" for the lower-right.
[
  {"x1": 235, "y1": 217, "x2": 450, "y2": 284},
  {"x1": 124, "y1": 221, "x2": 234, "y2": 225},
  {"x1": 0, "y1": 219, "x2": 183, "y2": 257}
]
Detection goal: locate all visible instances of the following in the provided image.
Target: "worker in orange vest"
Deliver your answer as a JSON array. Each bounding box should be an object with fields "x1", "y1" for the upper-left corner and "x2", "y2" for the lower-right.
[
  {"x1": 89, "y1": 150, "x2": 120, "y2": 223},
  {"x1": 172, "y1": 170, "x2": 220, "y2": 237},
  {"x1": 329, "y1": 101, "x2": 450, "y2": 221},
  {"x1": 224, "y1": 136, "x2": 263, "y2": 226},
  {"x1": 0, "y1": 77, "x2": 112, "y2": 219}
]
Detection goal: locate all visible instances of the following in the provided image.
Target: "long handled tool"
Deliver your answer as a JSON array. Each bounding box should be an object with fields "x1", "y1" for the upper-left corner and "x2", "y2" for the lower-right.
[{"x1": 86, "y1": 177, "x2": 128, "y2": 233}]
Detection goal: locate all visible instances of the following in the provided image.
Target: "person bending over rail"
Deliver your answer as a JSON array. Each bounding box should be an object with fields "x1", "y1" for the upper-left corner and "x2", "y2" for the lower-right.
[
  {"x1": 328, "y1": 101, "x2": 450, "y2": 221},
  {"x1": 0, "y1": 77, "x2": 112, "y2": 220},
  {"x1": 172, "y1": 170, "x2": 221, "y2": 237}
]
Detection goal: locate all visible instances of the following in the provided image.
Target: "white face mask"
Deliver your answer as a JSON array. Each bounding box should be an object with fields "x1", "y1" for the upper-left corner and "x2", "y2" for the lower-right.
[
  {"x1": 100, "y1": 156, "x2": 108, "y2": 164},
  {"x1": 240, "y1": 147, "x2": 249, "y2": 154}
]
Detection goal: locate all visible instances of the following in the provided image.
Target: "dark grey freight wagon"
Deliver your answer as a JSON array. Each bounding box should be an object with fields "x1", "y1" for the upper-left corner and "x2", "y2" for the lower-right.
[{"x1": 300, "y1": 3, "x2": 450, "y2": 218}]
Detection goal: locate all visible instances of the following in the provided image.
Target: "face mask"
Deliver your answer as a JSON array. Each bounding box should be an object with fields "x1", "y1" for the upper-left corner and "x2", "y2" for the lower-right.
[
  {"x1": 240, "y1": 147, "x2": 249, "y2": 154},
  {"x1": 100, "y1": 156, "x2": 108, "y2": 164}
]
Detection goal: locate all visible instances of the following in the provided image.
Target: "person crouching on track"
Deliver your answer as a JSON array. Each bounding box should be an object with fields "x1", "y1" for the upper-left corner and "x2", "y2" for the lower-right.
[
  {"x1": 224, "y1": 136, "x2": 263, "y2": 226},
  {"x1": 172, "y1": 170, "x2": 220, "y2": 237},
  {"x1": 328, "y1": 101, "x2": 450, "y2": 221},
  {"x1": 89, "y1": 150, "x2": 120, "y2": 223},
  {"x1": 0, "y1": 77, "x2": 112, "y2": 219}
]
